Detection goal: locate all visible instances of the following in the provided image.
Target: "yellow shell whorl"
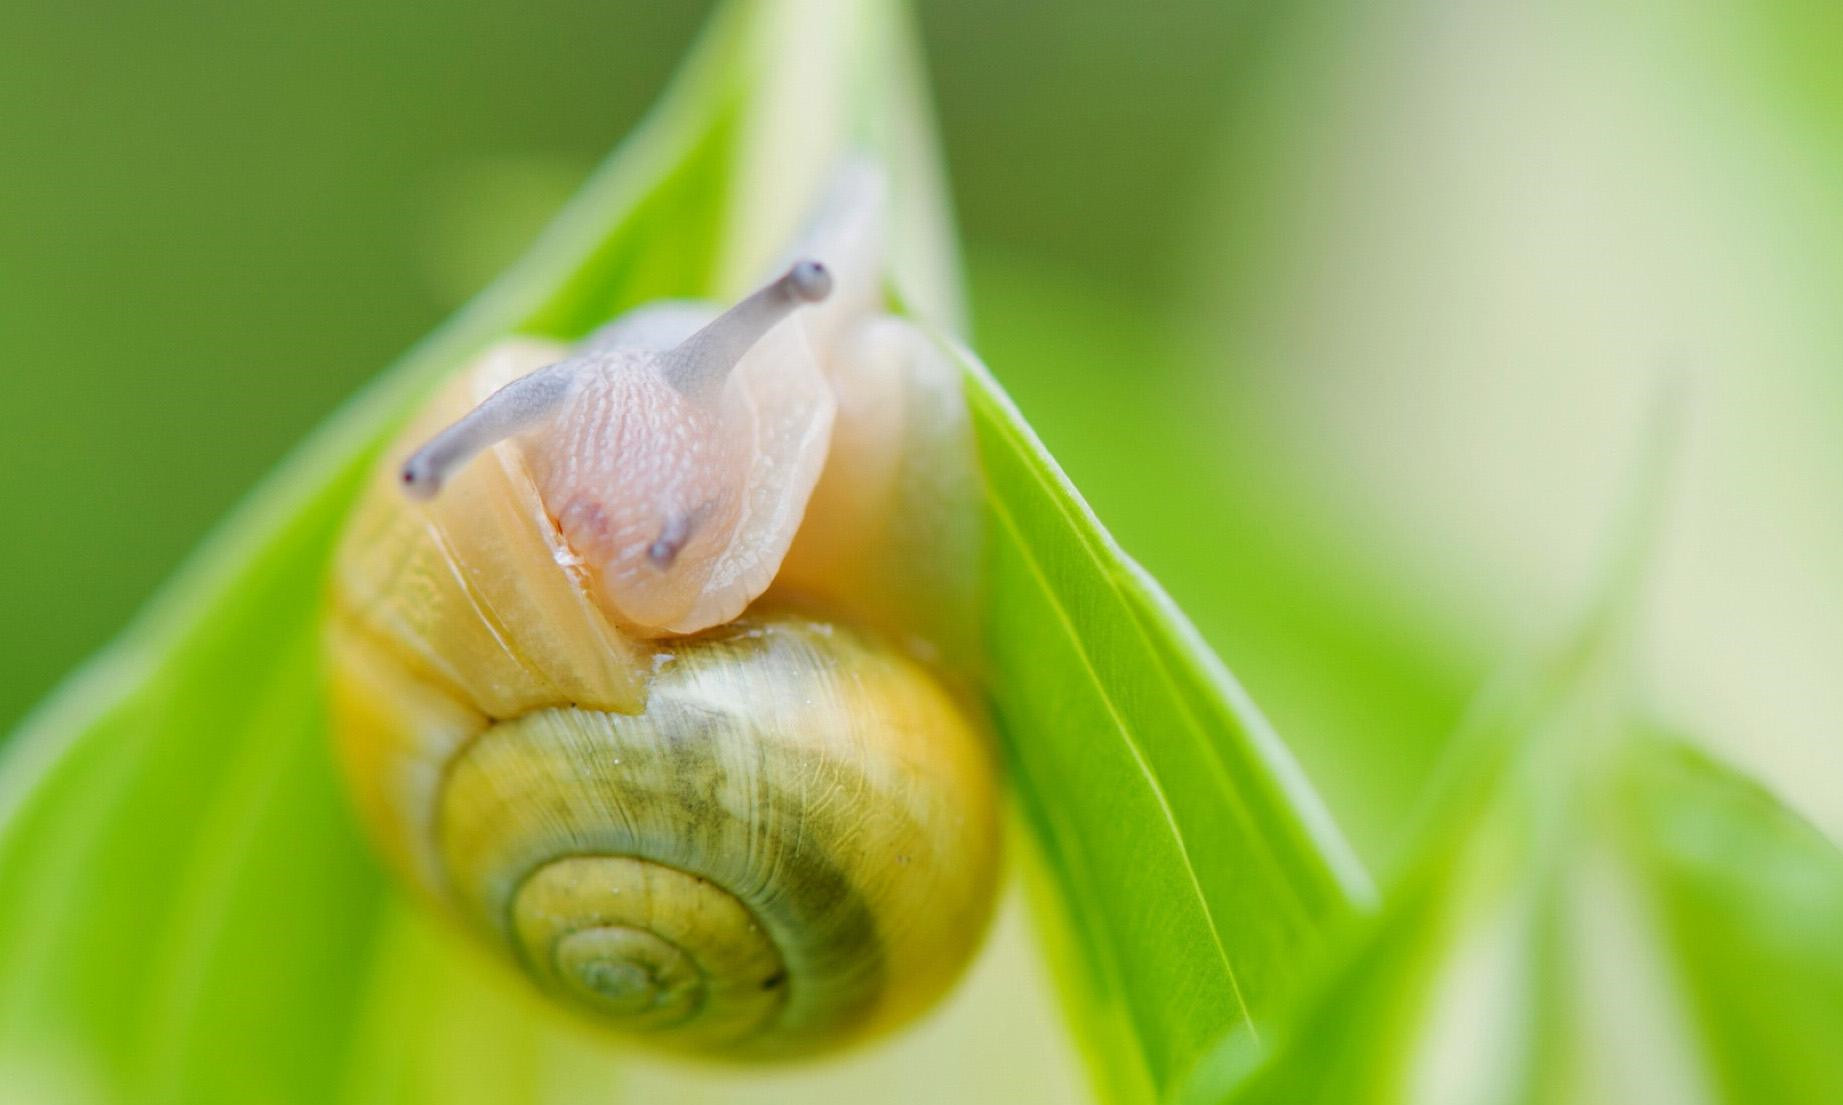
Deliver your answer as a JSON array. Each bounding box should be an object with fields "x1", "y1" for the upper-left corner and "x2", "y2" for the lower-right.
[
  {"x1": 327, "y1": 611, "x2": 1000, "y2": 1059},
  {"x1": 510, "y1": 856, "x2": 784, "y2": 1045}
]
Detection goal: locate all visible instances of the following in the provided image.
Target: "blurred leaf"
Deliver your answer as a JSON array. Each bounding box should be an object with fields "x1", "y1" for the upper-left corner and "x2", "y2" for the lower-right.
[
  {"x1": 957, "y1": 350, "x2": 1371, "y2": 1104},
  {"x1": 1170, "y1": 391, "x2": 1843, "y2": 1104},
  {"x1": 1620, "y1": 740, "x2": 1843, "y2": 1102},
  {"x1": 1175, "y1": 662, "x2": 1843, "y2": 1104}
]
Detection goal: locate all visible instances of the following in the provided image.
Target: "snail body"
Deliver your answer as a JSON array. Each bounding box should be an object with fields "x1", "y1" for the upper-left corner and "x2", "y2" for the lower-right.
[{"x1": 325, "y1": 174, "x2": 997, "y2": 1059}]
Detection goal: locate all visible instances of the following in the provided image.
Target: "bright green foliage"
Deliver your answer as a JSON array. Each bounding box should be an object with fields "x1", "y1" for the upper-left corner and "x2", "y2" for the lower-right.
[{"x1": 961, "y1": 355, "x2": 1369, "y2": 1103}]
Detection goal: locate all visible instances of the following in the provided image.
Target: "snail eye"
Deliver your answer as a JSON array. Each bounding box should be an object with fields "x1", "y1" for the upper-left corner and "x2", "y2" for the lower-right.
[
  {"x1": 658, "y1": 259, "x2": 832, "y2": 394},
  {"x1": 397, "y1": 361, "x2": 575, "y2": 500},
  {"x1": 647, "y1": 515, "x2": 692, "y2": 568}
]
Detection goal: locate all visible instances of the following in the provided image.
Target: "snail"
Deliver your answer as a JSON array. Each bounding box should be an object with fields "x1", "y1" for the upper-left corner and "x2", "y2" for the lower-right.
[{"x1": 323, "y1": 173, "x2": 999, "y2": 1060}]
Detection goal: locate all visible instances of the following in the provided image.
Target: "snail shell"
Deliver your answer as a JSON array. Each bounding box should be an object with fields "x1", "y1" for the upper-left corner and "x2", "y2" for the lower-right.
[
  {"x1": 326, "y1": 183, "x2": 998, "y2": 1059},
  {"x1": 327, "y1": 604, "x2": 998, "y2": 1058}
]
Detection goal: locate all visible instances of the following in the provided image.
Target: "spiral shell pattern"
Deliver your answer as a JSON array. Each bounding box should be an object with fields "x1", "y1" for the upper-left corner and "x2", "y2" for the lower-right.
[{"x1": 330, "y1": 607, "x2": 998, "y2": 1057}]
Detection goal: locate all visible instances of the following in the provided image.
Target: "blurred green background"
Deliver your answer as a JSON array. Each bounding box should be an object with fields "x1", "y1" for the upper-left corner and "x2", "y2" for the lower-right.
[{"x1": 5, "y1": 0, "x2": 1842, "y2": 874}]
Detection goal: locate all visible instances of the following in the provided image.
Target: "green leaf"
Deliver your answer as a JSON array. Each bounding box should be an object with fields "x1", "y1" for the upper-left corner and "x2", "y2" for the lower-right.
[
  {"x1": 958, "y1": 351, "x2": 1371, "y2": 1103},
  {"x1": 1179, "y1": 686, "x2": 1843, "y2": 1105},
  {"x1": 1619, "y1": 740, "x2": 1843, "y2": 1103},
  {"x1": 0, "y1": 2, "x2": 1368, "y2": 1103}
]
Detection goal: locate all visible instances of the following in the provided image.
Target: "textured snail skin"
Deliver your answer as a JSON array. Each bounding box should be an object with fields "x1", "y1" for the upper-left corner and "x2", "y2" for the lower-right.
[
  {"x1": 332, "y1": 341, "x2": 652, "y2": 720},
  {"x1": 326, "y1": 344, "x2": 1000, "y2": 1058}
]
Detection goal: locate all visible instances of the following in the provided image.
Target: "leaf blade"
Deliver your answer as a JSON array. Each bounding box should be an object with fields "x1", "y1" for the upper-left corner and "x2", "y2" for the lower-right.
[{"x1": 962, "y1": 349, "x2": 1369, "y2": 1100}]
